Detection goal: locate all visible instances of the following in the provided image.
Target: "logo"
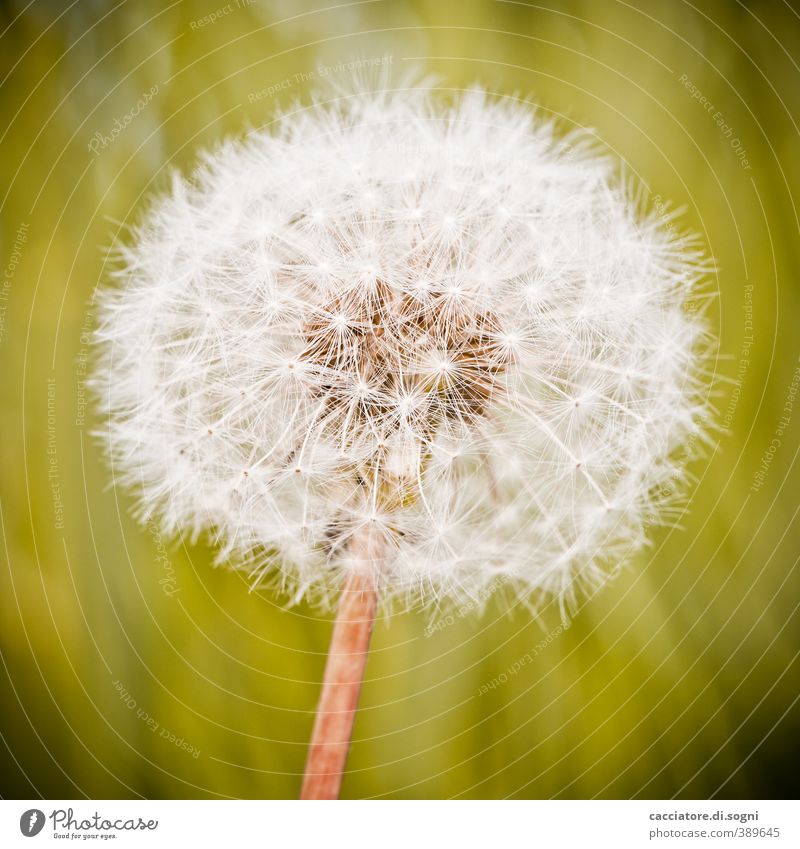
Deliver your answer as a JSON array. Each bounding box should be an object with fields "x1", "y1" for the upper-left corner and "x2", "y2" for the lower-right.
[{"x1": 19, "y1": 809, "x2": 45, "y2": 837}]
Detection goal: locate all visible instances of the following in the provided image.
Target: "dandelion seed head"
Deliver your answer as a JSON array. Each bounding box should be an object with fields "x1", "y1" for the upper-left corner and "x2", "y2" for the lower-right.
[{"x1": 93, "y1": 84, "x2": 713, "y2": 613}]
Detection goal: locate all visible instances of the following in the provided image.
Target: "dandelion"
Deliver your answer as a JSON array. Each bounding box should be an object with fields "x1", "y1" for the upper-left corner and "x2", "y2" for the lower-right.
[{"x1": 93, "y1": 83, "x2": 712, "y2": 799}]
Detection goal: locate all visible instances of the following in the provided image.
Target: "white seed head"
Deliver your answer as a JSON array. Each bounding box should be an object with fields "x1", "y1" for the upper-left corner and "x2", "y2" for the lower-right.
[{"x1": 93, "y1": 85, "x2": 713, "y2": 613}]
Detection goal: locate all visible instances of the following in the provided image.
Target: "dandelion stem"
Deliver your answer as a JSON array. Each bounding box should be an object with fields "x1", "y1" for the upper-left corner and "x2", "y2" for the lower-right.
[{"x1": 301, "y1": 530, "x2": 379, "y2": 799}]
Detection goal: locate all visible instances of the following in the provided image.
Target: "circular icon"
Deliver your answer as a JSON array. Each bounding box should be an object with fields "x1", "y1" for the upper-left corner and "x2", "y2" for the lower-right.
[{"x1": 19, "y1": 809, "x2": 45, "y2": 837}]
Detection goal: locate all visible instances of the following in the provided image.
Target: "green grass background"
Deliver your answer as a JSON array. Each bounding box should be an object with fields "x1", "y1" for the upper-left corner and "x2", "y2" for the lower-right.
[{"x1": 1, "y1": 0, "x2": 799, "y2": 799}]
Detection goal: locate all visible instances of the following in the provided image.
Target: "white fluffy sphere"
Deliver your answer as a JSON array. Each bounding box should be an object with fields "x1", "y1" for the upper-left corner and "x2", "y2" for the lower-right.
[{"x1": 94, "y1": 86, "x2": 711, "y2": 612}]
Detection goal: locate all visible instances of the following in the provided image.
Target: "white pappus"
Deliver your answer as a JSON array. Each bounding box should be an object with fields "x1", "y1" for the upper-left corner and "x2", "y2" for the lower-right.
[{"x1": 93, "y1": 84, "x2": 714, "y2": 614}]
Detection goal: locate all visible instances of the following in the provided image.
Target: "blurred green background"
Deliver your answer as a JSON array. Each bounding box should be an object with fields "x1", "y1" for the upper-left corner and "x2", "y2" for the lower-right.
[{"x1": 1, "y1": 0, "x2": 799, "y2": 799}]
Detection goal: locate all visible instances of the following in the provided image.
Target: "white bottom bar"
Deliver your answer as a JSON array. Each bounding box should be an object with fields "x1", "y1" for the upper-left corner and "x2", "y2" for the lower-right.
[{"x1": 2, "y1": 799, "x2": 796, "y2": 848}]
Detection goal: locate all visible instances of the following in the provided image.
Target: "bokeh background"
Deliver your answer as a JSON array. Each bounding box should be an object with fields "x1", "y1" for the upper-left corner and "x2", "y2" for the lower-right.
[{"x1": 1, "y1": 0, "x2": 799, "y2": 800}]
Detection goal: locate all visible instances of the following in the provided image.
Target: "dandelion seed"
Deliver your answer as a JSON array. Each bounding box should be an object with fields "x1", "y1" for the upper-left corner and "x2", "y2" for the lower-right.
[{"x1": 93, "y1": 82, "x2": 712, "y2": 800}]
